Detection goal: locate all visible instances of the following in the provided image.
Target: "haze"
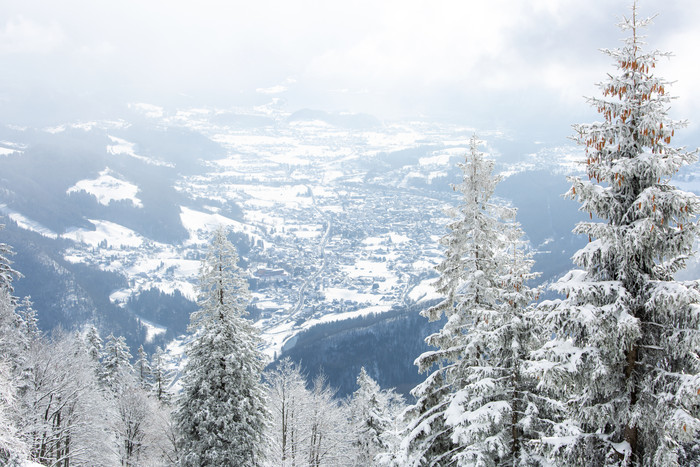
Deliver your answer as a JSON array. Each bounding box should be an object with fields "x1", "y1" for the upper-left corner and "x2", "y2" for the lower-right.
[{"x1": 2, "y1": 0, "x2": 699, "y2": 142}]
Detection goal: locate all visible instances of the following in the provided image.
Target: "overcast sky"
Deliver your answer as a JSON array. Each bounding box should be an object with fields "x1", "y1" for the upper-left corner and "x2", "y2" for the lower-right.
[{"x1": 1, "y1": 0, "x2": 699, "y2": 140}]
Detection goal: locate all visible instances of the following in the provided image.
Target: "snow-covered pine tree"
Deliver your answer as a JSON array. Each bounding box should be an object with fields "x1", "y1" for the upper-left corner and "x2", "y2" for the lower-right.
[
  {"x1": 0, "y1": 225, "x2": 21, "y2": 303},
  {"x1": 84, "y1": 324, "x2": 103, "y2": 363},
  {"x1": 150, "y1": 346, "x2": 173, "y2": 404},
  {"x1": 100, "y1": 332, "x2": 134, "y2": 393},
  {"x1": 16, "y1": 297, "x2": 39, "y2": 341},
  {"x1": 176, "y1": 227, "x2": 268, "y2": 466},
  {"x1": 402, "y1": 135, "x2": 541, "y2": 466},
  {"x1": 135, "y1": 344, "x2": 152, "y2": 390},
  {"x1": 530, "y1": 4, "x2": 700, "y2": 465}
]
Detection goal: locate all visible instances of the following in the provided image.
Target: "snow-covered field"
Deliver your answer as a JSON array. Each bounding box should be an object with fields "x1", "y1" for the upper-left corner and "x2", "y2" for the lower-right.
[
  {"x1": 68, "y1": 168, "x2": 143, "y2": 207},
  {"x1": 107, "y1": 135, "x2": 173, "y2": 167},
  {"x1": 0, "y1": 204, "x2": 58, "y2": 239}
]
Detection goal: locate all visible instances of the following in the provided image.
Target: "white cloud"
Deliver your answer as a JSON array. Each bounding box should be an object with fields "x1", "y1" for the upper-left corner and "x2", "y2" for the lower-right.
[
  {"x1": 0, "y1": 16, "x2": 64, "y2": 54},
  {"x1": 0, "y1": 1, "x2": 698, "y2": 128}
]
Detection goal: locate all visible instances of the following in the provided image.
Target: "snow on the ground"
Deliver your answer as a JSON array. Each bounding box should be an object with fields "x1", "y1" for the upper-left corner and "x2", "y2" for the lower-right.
[
  {"x1": 319, "y1": 205, "x2": 343, "y2": 214},
  {"x1": 138, "y1": 316, "x2": 167, "y2": 343},
  {"x1": 344, "y1": 260, "x2": 391, "y2": 279},
  {"x1": 108, "y1": 289, "x2": 131, "y2": 304},
  {"x1": 402, "y1": 169, "x2": 449, "y2": 185},
  {"x1": 259, "y1": 319, "x2": 297, "y2": 359},
  {"x1": 362, "y1": 233, "x2": 410, "y2": 248},
  {"x1": 341, "y1": 260, "x2": 398, "y2": 293},
  {"x1": 0, "y1": 204, "x2": 58, "y2": 239},
  {"x1": 389, "y1": 233, "x2": 411, "y2": 244},
  {"x1": 44, "y1": 121, "x2": 129, "y2": 134},
  {"x1": 107, "y1": 135, "x2": 173, "y2": 167},
  {"x1": 62, "y1": 219, "x2": 144, "y2": 248},
  {"x1": 323, "y1": 169, "x2": 345, "y2": 183},
  {"x1": 413, "y1": 259, "x2": 437, "y2": 271},
  {"x1": 288, "y1": 223, "x2": 323, "y2": 239},
  {"x1": 254, "y1": 299, "x2": 283, "y2": 310},
  {"x1": 121, "y1": 256, "x2": 200, "y2": 301},
  {"x1": 419, "y1": 153, "x2": 453, "y2": 166},
  {"x1": 234, "y1": 184, "x2": 313, "y2": 208},
  {"x1": 180, "y1": 206, "x2": 264, "y2": 246},
  {"x1": 259, "y1": 301, "x2": 395, "y2": 360},
  {"x1": 363, "y1": 128, "x2": 423, "y2": 153},
  {"x1": 324, "y1": 287, "x2": 386, "y2": 305},
  {"x1": 152, "y1": 280, "x2": 197, "y2": 300},
  {"x1": 110, "y1": 278, "x2": 197, "y2": 305},
  {"x1": 307, "y1": 304, "x2": 392, "y2": 326},
  {"x1": 362, "y1": 236, "x2": 384, "y2": 247},
  {"x1": 500, "y1": 145, "x2": 584, "y2": 178},
  {"x1": 243, "y1": 210, "x2": 286, "y2": 228},
  {"x1": 164, "y1": 335, "x2": 189, "y2": 393},
  {"x1": 408, "y1": 278, "x2": 442, "y2": 303},
  {"x1": 67, "y1": 167, "x2": 143, "y2": 207}
]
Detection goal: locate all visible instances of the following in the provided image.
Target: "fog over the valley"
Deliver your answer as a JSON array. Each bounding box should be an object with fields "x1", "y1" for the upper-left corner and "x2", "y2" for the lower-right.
[{"x1": 1, "y1": 0, "x2": 699, "y2": 142}]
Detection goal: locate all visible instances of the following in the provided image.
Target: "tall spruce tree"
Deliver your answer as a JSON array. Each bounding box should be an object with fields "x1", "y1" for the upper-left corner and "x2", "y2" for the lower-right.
[
  {"x1": 176, "y1": 227, "x2": 268, "y2": 466},
  {"x1": 135, "y1": 344, "x2": 152, "y2": 391},
  {"x1": 84, "y1": 324, "x2": 103, "y2": 363},
  {"x1": 0, "y1": 224, "x2": 21, "y2": 303},
  {"x1": 100, "y1": 332, "x2": 134, "y2": 393},
  {"x1": 150, "y1": 346, "x2": 174, "y2": 404},
  {"x1": 402, "y1": 136, "x2": 541, "y2": 466},
  {"x1": 530, "y1": 4, "x2": 700, "y2": 465}
]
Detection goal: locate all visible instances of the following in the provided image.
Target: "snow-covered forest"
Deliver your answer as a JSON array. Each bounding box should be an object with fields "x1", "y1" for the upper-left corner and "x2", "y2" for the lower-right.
[{"x1": 2, "y1": 4, "x2": 700, "y2": 466}]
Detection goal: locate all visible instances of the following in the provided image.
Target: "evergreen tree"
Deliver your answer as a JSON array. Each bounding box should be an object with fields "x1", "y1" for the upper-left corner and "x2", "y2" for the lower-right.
[
  {"x1": 0, "y1": 225, "x2": 21, "y2": 302},
  {"x1": 135, "y1": 344, "x2": 153, "y2": 391},
  {"x1": 16, "y1": 296, "x2": 39, "y2": 340},
  {"x1": 100, "y1": 332, "x2": 134, "y2": 393},
  {"x1": 530, "y1": 4, "x2": 700, "y2": 465},
  {"x1": 402, "y1": 136, "x2": 541, "y2": 466},
  {"x1": 176, "y1": 227, "x2": 268, "y2": 466},
  {"x1": 84, "y1": 324, "x2": 103, "y2": 363},
  {"x1": 150, "y1": 346, "x2": 174, "y2": 404}
]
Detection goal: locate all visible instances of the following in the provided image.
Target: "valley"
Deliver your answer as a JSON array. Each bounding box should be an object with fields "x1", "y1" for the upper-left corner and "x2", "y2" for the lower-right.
[{"x1": 4, "y1": 101, "x2": 686, "y2": 389}]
